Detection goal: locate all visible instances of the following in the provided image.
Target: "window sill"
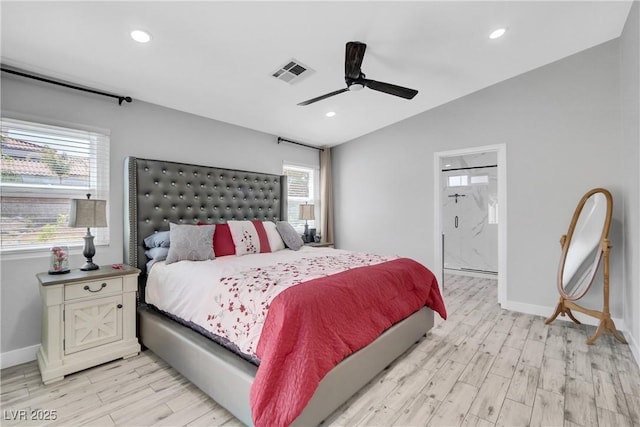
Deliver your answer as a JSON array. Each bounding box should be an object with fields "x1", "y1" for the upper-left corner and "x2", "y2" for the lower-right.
[{"x1": 1, "y1": 244, "x2": 110, "y2": 260}]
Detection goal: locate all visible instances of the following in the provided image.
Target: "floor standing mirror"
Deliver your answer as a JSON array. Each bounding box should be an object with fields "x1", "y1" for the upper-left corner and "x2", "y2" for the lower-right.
[{"x1": 545, "y1": 188, "x2": 627, "y2": 345}]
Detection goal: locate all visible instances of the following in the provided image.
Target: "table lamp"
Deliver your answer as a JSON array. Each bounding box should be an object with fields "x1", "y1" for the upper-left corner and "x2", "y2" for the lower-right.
[
  {"x1": 69, "y1": 194, "x2": 107, "y2": 270},
  {"x1": 299, "y1": 203, "x2": 315, "y2": 243}
]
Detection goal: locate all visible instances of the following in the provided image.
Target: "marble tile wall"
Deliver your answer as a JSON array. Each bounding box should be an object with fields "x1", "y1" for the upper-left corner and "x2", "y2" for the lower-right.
[{"x1": 441, "y1": 163, "x2": 498, "y2": 274}]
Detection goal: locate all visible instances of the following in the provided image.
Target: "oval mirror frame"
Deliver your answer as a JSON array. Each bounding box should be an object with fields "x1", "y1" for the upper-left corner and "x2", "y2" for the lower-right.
[{"x1": 557, "y1": 188, "x2": 612, "y2": 301}]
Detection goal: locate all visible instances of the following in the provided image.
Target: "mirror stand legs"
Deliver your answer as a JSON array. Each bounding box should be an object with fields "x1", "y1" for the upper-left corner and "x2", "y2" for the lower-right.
[
  {"x1": 546, "y1": 296, "x2": 628, "y2": 345},
  {"x1": 587, "y1": 316, "x2": 628, "y2": 345},
  {"x1": 545, "y1": 297, "x2": 581, "y2": 325},
  {"x1": 550, "y1": 234, "x2": 627, "y2": 346},
  {"x1": 586, "y1": 244, "x2": 628, "y2": 344}
]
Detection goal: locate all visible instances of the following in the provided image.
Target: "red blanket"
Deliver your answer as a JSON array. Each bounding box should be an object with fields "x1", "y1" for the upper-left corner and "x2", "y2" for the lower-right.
[{"x1": 250, "y1": 258, "x2": 447, "y2": 426}]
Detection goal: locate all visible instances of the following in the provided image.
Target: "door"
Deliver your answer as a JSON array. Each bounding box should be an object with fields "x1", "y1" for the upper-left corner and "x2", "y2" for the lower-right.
[
  {"x1": 64, "y1": 295, "x2": 123, "y2": 354},
  {"x1": 442, "y1": 166, "x2": 498, "y2": 274}
]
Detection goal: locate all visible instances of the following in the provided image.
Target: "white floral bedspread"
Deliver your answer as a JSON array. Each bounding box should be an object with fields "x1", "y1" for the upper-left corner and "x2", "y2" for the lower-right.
[{"x1": 202, "y1": 251, "x2": 395, "y2": 356}]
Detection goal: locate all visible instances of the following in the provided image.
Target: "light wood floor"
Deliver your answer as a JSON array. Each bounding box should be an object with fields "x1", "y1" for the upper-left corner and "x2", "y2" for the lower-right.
[{"x1": 2, "y1": 275, "x2": 639, "y2": 426}]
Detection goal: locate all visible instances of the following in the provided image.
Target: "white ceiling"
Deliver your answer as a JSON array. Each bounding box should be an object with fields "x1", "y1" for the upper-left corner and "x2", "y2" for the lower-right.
[{"x1": 1, "y1": 1, "x2": 632, "y2": 147}]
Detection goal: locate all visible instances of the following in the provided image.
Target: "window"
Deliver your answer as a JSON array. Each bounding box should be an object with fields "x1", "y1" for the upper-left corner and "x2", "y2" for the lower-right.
[
  {"x1": 470, "y1": 175, "x2": 489, "y2": 184},
  {"x1": 283, "y1": 163, "x2": 318, "y2": 233},
  {"x1": 448, "y1": 174, "x2": 490, "y2": 186},
  {"x1": 1, "y1": 118, "x2": 110, "y2": 252},
  {"x1": 448, "y1": 175, "x2": 468, "y2": 187}
]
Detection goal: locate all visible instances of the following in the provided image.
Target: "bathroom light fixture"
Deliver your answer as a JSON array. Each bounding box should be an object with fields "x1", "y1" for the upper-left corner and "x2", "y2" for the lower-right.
[
  {"x1": 489, "y1": 28, "x2": 507, "y2": 39},
  {"x1": 131, "y1": 30, "x2": 151, "y2": 43},
  {"x1": 325, "y1": 111, "x2": 336, "y2": 117}
]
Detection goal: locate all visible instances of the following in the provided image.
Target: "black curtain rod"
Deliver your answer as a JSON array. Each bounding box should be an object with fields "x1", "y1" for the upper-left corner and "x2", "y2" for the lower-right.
[
  {"x1": 1, "y1": 66, "x2": 133, "y2": 106},
  {"x1": 277, "y1": 137, "x2": 324, "y2": 152},
  {"x1": 441, "y1": 164, "x2": 497, "y2": 172}
]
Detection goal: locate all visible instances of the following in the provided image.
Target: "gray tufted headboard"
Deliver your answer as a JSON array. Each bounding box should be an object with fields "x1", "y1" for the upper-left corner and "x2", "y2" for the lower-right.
[{"x1": 124, "y1": 157, "x2": 287, "y2": 299}]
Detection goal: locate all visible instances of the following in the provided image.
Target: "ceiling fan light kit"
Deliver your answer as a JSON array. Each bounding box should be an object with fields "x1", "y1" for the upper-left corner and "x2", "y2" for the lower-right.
[{"x1": 298, "y1": 41, "x2": 418, "y2": 106}]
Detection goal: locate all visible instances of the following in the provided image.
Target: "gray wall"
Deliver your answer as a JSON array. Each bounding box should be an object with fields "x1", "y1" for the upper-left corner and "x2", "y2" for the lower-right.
[
  {"x1": 0, "y1": 76, "x2": 318, "y2": 358},
  {"x1": 333, "y1": 40, "x2": 627, "y2": 321},
  {"x1": 620, "y1": 1, "x2": 640, "y2": 357},
  {"x1": 2, "y1": 14, "x2": 638, "y2": 365}
]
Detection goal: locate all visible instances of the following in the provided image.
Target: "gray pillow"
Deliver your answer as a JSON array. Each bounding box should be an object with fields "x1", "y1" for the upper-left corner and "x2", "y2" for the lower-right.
[
  {"x1": 165, "y1": 223, "x2": 215, "y2": 264},
  {"x1": 144, "y1": 230, "x2": 170, "y2": 248},
  {"x1": 276, "y1": 221, "x2": 304, "y2": 251},
  {"x1": 145, "y1": 246, "x2": 169, "y2": 261}
]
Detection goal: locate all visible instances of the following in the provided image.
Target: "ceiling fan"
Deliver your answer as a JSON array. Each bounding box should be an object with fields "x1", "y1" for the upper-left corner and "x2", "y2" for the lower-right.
[{"x1": 298, "y1": 41, "x2": 419, "y2": 106}]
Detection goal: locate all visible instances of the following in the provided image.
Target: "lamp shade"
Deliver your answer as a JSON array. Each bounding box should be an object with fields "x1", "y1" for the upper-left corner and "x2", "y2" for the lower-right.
[
  {"x1": 69, "y1": 197, "x2": 107, "y2": 228},
  {"x1": 299, "y1": 203, "x2": 315, "y2": 221}
]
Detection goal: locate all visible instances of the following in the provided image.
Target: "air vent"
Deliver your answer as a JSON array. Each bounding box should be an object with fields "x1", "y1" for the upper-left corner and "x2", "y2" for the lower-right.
[{"x1": 271, "y1": 59, "x2": 314, "y2": 84}]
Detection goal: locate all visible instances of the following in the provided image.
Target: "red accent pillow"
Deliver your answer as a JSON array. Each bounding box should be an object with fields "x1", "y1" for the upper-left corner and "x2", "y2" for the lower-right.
[
  {"x1": 213, "y1": 223, "x2": 236, "y2": 257},
  {"x1": 197, "y1": 222, "x2": 236, "y2": 257},
  {"x1": 251, "y1": 220, "x2": 272, "y2": 253}
]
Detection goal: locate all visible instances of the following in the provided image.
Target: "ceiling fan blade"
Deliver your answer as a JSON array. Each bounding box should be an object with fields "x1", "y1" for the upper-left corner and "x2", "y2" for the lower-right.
[
  {"x1": 297, "y1": 87, "x2": 349, "y2": 106},
  {"x1": 345, "y1": 41, "x2": 366, "y2": 79},
  {"x1": 362, "y1": 79, "x2": 418, "y2": 100}
]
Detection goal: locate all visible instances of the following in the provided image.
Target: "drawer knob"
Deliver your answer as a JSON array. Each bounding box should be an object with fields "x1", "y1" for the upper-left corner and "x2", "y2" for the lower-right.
[
  {"x1": 84, "y1": 283, "x2": 107, "y2": 293},
  {"x1": 117, "y1": 304, "x2": 123, "y2": 309}
]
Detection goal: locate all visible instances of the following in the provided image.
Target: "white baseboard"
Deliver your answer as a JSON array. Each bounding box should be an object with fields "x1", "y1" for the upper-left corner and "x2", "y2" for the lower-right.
[
  {"x1": 1, "y1": 344, "x2": 39, "y2": 369},
  {"x1": 626, "y1": 330, "x2": 640, "y2": 369}
]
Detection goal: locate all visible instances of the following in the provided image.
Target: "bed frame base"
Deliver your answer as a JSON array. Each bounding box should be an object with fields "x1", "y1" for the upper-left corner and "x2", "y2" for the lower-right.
[{"x1": 139, "y1": 306, "x2": 434, "y2": 426}]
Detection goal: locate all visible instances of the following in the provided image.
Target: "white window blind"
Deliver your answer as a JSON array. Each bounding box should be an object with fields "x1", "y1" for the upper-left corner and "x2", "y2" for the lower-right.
[
  {"x1": 1, "y1": 118, "x2": 110, "y2": 252},
  {"x1": 283, "y1": 164, "x2": 318, "y2": 233}
]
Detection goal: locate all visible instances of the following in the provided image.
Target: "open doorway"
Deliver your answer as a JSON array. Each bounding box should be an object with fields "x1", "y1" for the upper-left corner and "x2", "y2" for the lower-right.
[
  {"x1": 434, "y1": 144, "x2": 507, "y2": 305},
  {"x1": 442, "y1": 153, "x2": 498, "y2": 275}
]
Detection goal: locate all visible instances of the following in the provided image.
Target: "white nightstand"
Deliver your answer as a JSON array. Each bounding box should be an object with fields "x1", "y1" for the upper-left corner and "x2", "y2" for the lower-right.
[{"x1": 36, "y1": 265, "x2": 141, "y2": 384}]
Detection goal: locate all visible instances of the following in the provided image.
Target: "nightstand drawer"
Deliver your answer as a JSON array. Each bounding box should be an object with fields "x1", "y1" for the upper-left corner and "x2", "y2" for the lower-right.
[{"x1": 65, "y1": 277, "x2": 123, "y2": 301}]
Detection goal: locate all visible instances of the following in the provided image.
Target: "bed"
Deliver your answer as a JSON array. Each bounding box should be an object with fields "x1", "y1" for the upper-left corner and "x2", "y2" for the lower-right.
[{"x1": 124, "y1": 156, "x2": 445, "y2": 426}]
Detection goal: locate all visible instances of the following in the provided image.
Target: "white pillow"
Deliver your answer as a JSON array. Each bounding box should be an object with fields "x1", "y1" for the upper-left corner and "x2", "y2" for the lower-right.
[
  {"x1": 263, "y1": 221, "x2": 285, "y2": 252},
  {"x1": 227, "y1": 220, "x2": 273, "y2": 256}
]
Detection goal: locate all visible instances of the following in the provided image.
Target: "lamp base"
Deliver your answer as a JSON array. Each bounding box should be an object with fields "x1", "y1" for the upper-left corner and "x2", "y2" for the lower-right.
[
  {"x1": 81, "y1": 261, "x2": 100, "y2": 271},
  {"x1": 303, "y1": 222, "x2": 309, "y2": 243},
  {"x1": 81, "y1": 231, "x2": 99, "y2": 271}
]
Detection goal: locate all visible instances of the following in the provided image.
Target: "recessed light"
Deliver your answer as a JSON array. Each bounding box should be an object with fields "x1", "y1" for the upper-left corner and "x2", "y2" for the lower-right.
[
  {"x1": 489, "y1": 28, "x2": 507, "y2": 40},
  {"x1": 131, "y1": 30, "x2": 151, "y2": 43},
  {"x1": 325, "y1": 111, "x2": 336, "y2": 117}
]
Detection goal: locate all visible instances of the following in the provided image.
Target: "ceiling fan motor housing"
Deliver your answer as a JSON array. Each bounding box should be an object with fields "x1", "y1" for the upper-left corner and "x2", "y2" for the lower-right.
[{"x1": 346, "y1": 76, "x2": 365, "y2": 91}]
